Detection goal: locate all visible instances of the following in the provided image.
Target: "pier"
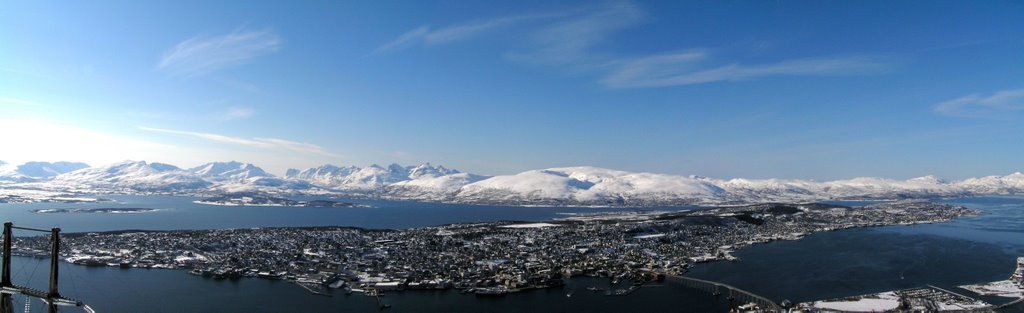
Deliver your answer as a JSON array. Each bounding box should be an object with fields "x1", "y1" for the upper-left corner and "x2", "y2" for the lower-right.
[{"x1": 669, "y1": 275, "x2": 781, "y2": 310}]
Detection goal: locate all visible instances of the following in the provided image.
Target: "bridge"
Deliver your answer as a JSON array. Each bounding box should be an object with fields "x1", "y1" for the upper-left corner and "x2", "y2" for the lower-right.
[
  {"x1": 669, "y1": 275, "x2": 782, "y2": 310},
  {"x1": 1, "y1": 222, "x2": 88, "y2": 313}
]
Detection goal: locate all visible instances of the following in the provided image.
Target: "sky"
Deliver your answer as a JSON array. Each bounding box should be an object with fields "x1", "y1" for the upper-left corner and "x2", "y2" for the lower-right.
[{"x1": 1, "y1": 0, "x2": 1022, "y2": 180}]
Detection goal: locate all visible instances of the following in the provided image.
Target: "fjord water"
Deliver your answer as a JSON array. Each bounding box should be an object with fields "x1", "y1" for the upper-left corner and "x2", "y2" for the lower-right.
[
  {"x1": 0, "y1": 195, "x2": 689, "y2": 232},
  {"x1": 2, "y1": 196, "x2": 1023, "y2": 312}
]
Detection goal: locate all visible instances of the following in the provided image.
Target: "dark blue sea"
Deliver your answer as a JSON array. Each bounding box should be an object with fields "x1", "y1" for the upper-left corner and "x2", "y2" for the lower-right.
[{"x1": 1, "y1": 196, "x2": 1023, "y2": 312}]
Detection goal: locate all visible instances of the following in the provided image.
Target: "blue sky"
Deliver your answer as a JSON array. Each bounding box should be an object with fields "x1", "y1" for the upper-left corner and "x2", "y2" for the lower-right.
[{"x1": 1, "y1": 0, "x2": 1022, "y2": 180}]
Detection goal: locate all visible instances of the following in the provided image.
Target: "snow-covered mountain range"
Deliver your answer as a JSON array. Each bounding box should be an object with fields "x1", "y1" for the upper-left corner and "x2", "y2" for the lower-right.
[
  {"x1": 2, "y1": 159, "x2": 1023, "y2": 206},
  {"x1": 0, "y1": 161, "x2": 89, "y2": 183}
]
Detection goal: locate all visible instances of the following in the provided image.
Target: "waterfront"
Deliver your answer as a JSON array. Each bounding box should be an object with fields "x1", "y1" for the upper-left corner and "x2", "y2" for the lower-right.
[{"x1": 1, "y1": 196, "x2": 1024, "y2": 312}]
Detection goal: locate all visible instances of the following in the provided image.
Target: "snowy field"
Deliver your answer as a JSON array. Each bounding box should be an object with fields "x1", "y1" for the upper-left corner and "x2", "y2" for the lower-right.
[{"x1": 811, "y1": 291, "x2": 901, "y2": 312}]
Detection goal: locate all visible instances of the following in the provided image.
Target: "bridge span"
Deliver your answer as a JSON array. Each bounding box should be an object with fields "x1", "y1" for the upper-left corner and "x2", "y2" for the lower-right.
[{"x1": 669, "y1": 275, "x2": 782, "y2": 310}]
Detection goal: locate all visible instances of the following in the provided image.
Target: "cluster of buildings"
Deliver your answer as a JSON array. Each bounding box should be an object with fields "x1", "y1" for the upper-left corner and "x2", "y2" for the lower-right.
[{"x1": 12, "y1": 202, "x2": 975, "y2": 298}]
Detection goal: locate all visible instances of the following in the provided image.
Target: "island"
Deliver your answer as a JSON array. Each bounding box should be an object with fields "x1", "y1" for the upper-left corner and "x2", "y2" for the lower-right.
[
  {"x1": 31, "y1": 208, "x2": 160, "y2": 214},
  {"x1": 10, "y1": 202, "x2": 978, "y2": 306},
  {"x1": 194, "y1": 193, "x2": 370, "y2": 208}
]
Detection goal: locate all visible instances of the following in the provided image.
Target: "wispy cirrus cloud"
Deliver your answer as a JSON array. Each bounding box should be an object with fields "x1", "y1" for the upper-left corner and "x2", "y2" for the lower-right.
[
  {"x1": 933, "y1": 88, "x2": 1024, "y2": 118},
  {"x1": 139, "y1": 126, "x2": 335, "y2": 156},
  {"x1": 373, "y1": 13, "x2": 559, "y2": 54},
  {"x1": 157, "y1": 28, "x2": 281, "y2": 77},
  {"x1": 374, "y1": 1, "x2": 897, "y2": 88},
  {"x1": 509, "y1": 1, "x2": 644, "y2": 66},
  {"x1": 601, "y1": 52, "x2": 895, "y2": 88}
]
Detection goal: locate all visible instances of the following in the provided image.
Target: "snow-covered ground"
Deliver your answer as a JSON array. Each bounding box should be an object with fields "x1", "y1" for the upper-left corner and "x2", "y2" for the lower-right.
[
  {"x1": 960, "y1": 280, "x2": 1024, "y2": 298},
  {"x1": 811, "y1": 291, "x2": 901, "y2": 312},
  {"x1": 498, "y1": 223, "x2": 560, "y2": 228}
]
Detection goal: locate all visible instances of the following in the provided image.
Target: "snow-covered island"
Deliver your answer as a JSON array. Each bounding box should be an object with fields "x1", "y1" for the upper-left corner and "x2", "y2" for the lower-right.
[
  {"x1": 10, "y1": 201, "x2": 978, "y2": 303},
  {"x1": 194, "y1": 193, "x2": 369, "y2": 208},
  {"x1": 32, "y1": 208, "x2": 160, "y2": 214},
  {"x1": 0, "y1": 188, "x2": 110, "y2": 204}
]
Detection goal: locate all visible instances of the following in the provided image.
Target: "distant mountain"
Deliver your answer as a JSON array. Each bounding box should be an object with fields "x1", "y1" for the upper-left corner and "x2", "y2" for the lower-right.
[
  {"x1": 954, "y1": 172, "x2": 1024, "y2": 194},
  {"x1": 453, "y1": 167, "x2": 725, "y2": 205},
  {"x1": 386, "y1": 172, "x2": 489, "y2": 200},
  {"x1": 49, "y1": 160, "x2": 210, "y2": 192},
  {"x1": 213, "y1": 176, "x2": 313, "y2": 194},
  {"x1": 408, "y1": 162, "x2": 460, "y2": 179},
  {"x1": 5, "y1": 159, "x2": 1024, "y2": 206},
  {"x1": 0, "y1": 161, "x2": 89, "y2": 183},
  {"x1": 18, "y1": 161, "x2": 90, "y2": 178},
  {"x1": 286, "y1": 164, "x2": 361, "y2": 186},
  {"x1": 190, "y1": 161, "x2": 271, "y2": 182},
  {"x1": 286, "y1": 162, "x2": 468, "y2": 191},
  {"x1": 711, "y1": 175, "x2": 964, "y2": 203}
]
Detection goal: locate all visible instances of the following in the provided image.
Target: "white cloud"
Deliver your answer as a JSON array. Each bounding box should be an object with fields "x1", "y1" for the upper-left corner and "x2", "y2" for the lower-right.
[
  {"x1": 602, "y1": 54, "x2": 894, "y2": 88},
  {"x1": 157, "y1": 28, "x2": 281, "y2": 77},
  {"x1": 510, "y1": 1, "x2": 644, "y2": 65},
  {"x1": 224, "y1": 106, "x2": 255, "y2": 120},
  {"x1": 934, "y1": 88, "x2": 1024, "y2": 117},
  {"x1": 138, "y1": 126, "x2": 335, "y2": 156},
  {"x1": 374, "y1": 13, "x2": 561, "y2": 54},
  {"x1": 372, "y1": 1, "x2": 894, "y2": 88},
  {"x1": 375, "y1": 26, "x2": 431, "y2": 53}
]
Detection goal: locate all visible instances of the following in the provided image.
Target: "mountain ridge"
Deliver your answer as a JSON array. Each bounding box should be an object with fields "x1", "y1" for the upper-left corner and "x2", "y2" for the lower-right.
[{"x1": 2, "y1": 159, "x2": 1022, "y2": 206}]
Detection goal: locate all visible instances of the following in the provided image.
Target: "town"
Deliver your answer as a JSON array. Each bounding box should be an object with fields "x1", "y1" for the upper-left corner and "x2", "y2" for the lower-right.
[{"x1": 11, "y1": 202, "x2": 977, "y2": 303}]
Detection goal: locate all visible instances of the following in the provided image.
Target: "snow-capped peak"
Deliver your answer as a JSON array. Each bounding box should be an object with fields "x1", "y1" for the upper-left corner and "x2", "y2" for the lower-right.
[
  {"x1": 408, "y1": 162, "x2": 460, "y2": 179},
  {"x1": 190, "y1": 161, "x2": 271, "y2": 182},
  {"x1": 908, "y1": 175, "x2": 946, "y2": 184}
]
